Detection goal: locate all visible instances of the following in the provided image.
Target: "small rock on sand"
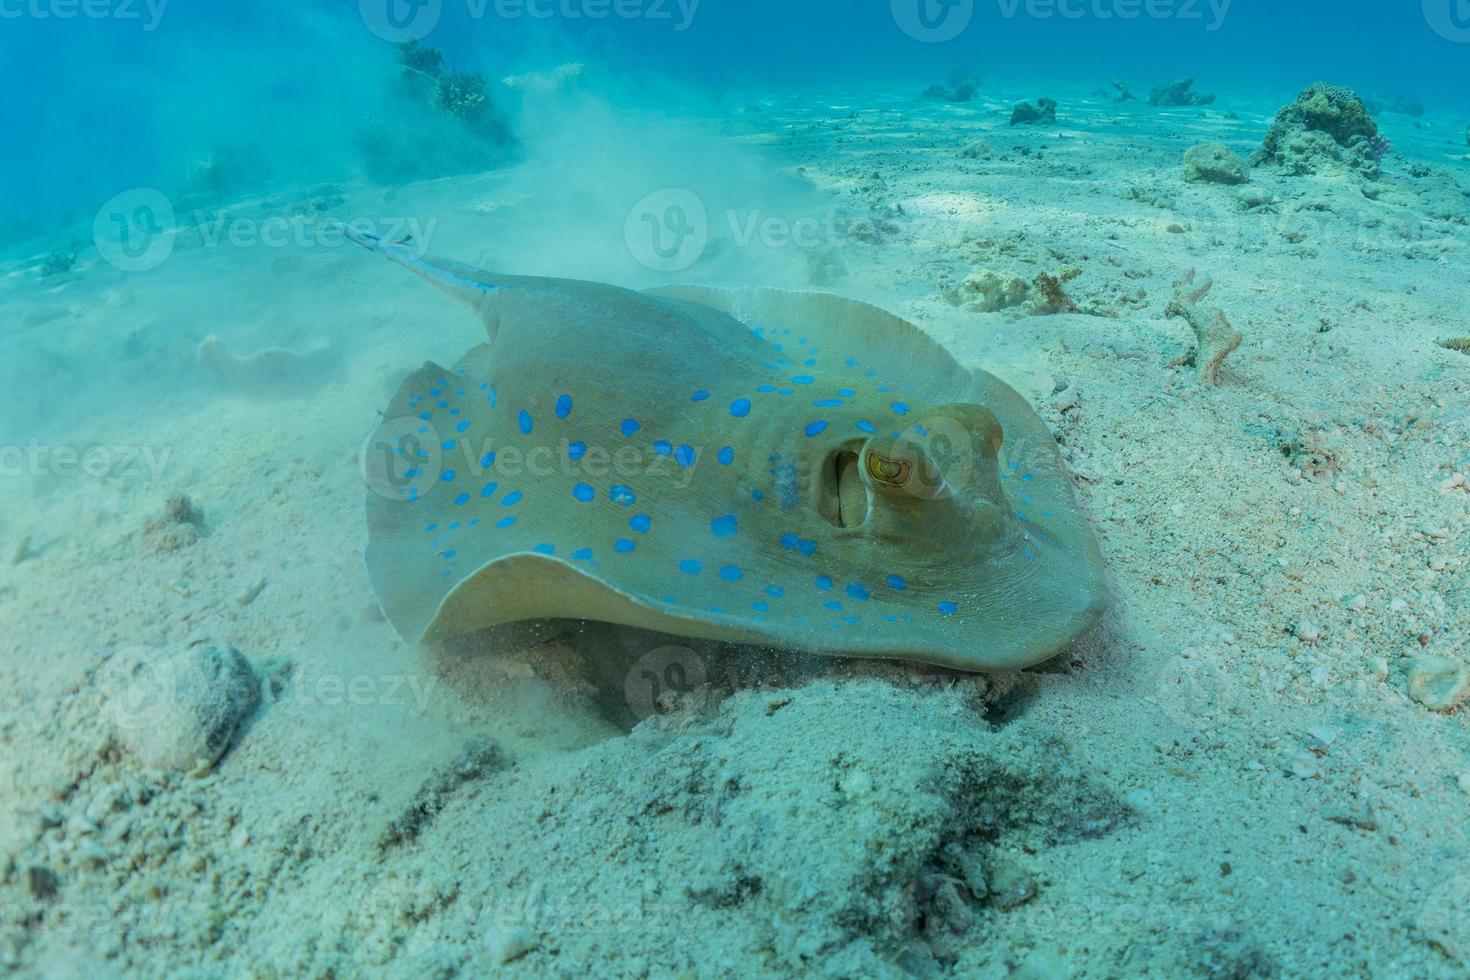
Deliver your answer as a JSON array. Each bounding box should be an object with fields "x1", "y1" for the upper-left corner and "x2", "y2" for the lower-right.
[
  {"x1": 101, "y1": 645, "x2": 261, "y2": 772},
  {"x1": 1405, "y1": 657, "x2": 1470, "y2": 713},
  {"x1": 1184, "y1": 143, "x2": 1248, "y2": 185}
]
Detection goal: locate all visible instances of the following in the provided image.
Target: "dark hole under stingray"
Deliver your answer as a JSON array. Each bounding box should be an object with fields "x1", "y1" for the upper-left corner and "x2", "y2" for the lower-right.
[{"x1": 426, "y1": 619, "x2": 987, "y2": 734}]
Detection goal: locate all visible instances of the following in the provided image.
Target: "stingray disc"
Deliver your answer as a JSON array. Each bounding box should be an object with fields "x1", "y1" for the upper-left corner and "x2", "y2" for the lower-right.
[{"x1": 351, "y1": 233, "x2": 1108, "y2": 671}]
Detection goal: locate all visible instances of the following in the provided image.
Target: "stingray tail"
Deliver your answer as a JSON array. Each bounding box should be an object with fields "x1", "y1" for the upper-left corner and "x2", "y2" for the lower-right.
[{"x1": 335, "y1": 221, "x2": 503, "y2": 319}]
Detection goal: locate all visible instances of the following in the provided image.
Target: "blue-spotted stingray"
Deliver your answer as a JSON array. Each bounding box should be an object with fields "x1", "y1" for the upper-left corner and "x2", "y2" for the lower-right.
[{"x1": 349, "y1": 229, "x2": 1108, "y2": 671}]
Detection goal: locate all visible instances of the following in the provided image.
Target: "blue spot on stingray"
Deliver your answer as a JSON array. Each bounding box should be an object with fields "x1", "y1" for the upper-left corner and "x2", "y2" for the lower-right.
[
  {"x1": 629, "y1": 514, "x2": 652, "y2": 533},
  {"x1": 572, "y1": 483, "x2": 595, "y2": 503},
  {"x1": 753, "y1": 602, "x2": 770, "y2": 613},
  {"x1": 846, "y1": 583, "x2": 870, "y2": 601},
  {"x1": 804, "y1": 359, "x2": 817, "y2": 367},
  {"x1": 679, "y1": 559, "x2": 703, "y2": 575},
  {"x1": 496, "y1": 516, "x2": 517, "y2": 529},
  {"x1": 443, "y1": 440, "x2": 457, "y2": 451},
  {"x1": 615, "y1": 539, "x2": 636, "y2": 553},
  {"x1": 454, "y1": 493, "x2": 470, "y2": 506},
  {"x1": 425, "y1": 523, "x2": 439, "y2": 532},
  {"x1": 938, "y1": 601, "x2": 958, "y2": 616},
  {"x1": 717, "y1": 447, "x2": 735, "y2": 465},
  {"x1": 779, "y1": 388, "x2": 795, "y2": 396},
  {"x1": 653, "y1": 440, "x2": 673, "y2": 456},
  {"x1": 480, "y1": 481, "x2": 498, "y2": 498},
  {"x1": 692, "y1": 390, "x2": 711, "y2": 402},
  {"x1": 443, "y1": 550, "x2": 457, "y2": 559},
  {"x1": 675, "y1": 445, "x2": 696, "y2": 468},
  {"x1": 456, "y1": 421, "x2": 470, "y2": 433},
  {"x1": 567, "y1": 441, "x2": 587, "y2": 461},
  {"x1": 419, "y1": 412, "x2": 432, "y2": 421},
  {"x1": 892, "y1": 402, "x2": 911, "y2": 415},
  {"x1": 886, "y1": 574, "x2": 908, "y2": 591},
  {"x1": 610, "y1": 485, "x2": 636, "y2": 506},
  {"x1": 837, "y1": 389, "x2": 856, "y2": 397},
  {"x1": 572, "y1": 547, "x2": 594, "y2": 561},
  {"x1": 442, "y1": 471, "x2": 457, "y2": 483},
  {"x1": 555, "y1": 394, "x2": 573, "y2": 419},
  {"x1": 518, "y1": 410, "x2": 533, "y2": 434},
  {"x1": 823, "y1": 600, "x2": 843, "y2": 611},
  {"x1": 1023, "y1": 473, "x2": 1035, "y2": 482},
  {"x1": 480, "y1": 451, "x2": 497, "y2": 469},
  {"x1": 620, "y1": 418, "x2": 641, "y2": 437},
  {"x1": 780, "y1": 533, "x2": 799, "y2": 550},
  {"x1": 815, "y1": 575, "x2": 834, "y2": 591},
  {"x1": 730, "y1": 398, "x2": 752, "y2": 418},
  {"x1": 814, "y1": 399, "x2": 843, "y2": 408},
  {"x1": 711, "y1": 514, "x2": 738, "y2": 538},
  {"x1": 840, "y1": 616, "x2": 860, "y2": 625},
  {"x1": 792, "y1": 375, "x2": 814, "y2": 385},
  {"x1": 438, "y1": 400, "x2": 449, "y2": 409},
  {"x1": 856, "y1": 421, "x2": 877, "y2": 434},
  {"x1": 533, "y1": 544, "x2": 556, "y2": 555},
  {"x1": 502, "y1": 490, "x2": 523, "y2": 507},
  {"x1": 405, "y1": 468, "x2": 422, "y2": 479},
  {"x1": 752, "y1": 489, "x2": 765, "y2": 501},
  {"x1": 757, "y1": 385, "x2": 778, "y2": 393},
  {"x1": 805, "y1": 421, "x2": 829, "y2": 437},
  {"x1": 798, "y1": 539, "x2": 818, "y2": 557},
  {"x1": 765, "y1": 585, "x2": 785, "y2": 598},
  {"x1": 719, "y1": 565, "x2": 744, "y2": 582}
]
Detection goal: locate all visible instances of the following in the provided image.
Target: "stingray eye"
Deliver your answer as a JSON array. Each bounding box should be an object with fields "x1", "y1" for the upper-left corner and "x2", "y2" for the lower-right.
[{"x1": 865, "y1": 452, "x2": 912, "y2": 488}]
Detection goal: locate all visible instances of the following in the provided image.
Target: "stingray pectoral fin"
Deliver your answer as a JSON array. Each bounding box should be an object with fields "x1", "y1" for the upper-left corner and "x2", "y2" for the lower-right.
[{"x1": 645, "y1": 286, "x2": 973, "y2": 404}]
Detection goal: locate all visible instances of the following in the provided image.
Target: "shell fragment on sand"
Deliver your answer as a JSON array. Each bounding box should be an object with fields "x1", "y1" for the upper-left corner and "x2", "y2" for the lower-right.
[{"x1": 347, "y1": 230, "x2": 1109, "y2": 671}]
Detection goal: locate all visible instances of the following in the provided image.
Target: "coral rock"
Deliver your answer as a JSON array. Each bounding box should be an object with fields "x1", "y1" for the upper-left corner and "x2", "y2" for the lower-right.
[{"x1": 1184, "y1": 143, "x2": 1249, "y2": 185}]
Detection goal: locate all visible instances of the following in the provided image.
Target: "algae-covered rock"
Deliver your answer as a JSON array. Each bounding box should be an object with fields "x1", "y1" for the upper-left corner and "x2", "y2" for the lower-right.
[
  {"x1": 1010, "y1": 97, "x2": 1057, "y2": 126},
  {"x1": 947, "y1": 267, "x2": 1081, "y2": 315},
  {"x1": 1252, "y1": 83, "x2": 1382, "y2": 179},
  {"x1": 1149, "y1": 78, "x2": 1215, "y2": 107},
  {"x1": 1183, "y1": 143, "x2": 1249, "y2": 185}
]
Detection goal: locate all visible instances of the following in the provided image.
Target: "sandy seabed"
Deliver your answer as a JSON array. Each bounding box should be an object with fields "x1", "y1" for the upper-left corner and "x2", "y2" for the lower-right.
[{"x1": 1, "y1": 82, "x2": 1469, "y2": 978}]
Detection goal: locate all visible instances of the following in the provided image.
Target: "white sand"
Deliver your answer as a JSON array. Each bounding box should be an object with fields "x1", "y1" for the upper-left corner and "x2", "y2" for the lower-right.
[{"x1": 1, "y1": 82, "x2": 1468, "y2": 977}]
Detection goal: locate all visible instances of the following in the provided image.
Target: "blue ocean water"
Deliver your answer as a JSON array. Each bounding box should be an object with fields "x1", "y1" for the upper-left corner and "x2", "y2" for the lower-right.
[{"x1": 0, "y1": 0, "x2": 1465, "y2": 230}]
